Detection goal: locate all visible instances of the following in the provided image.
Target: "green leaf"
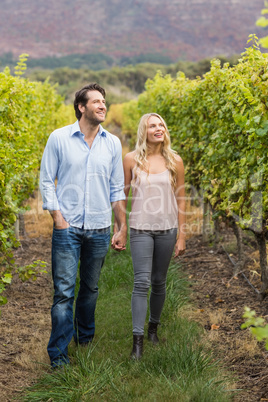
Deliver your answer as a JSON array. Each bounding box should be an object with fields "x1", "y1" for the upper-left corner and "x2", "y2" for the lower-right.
[
  {"x1": 259, "y1": 36, "x2": 268, "y2": 48},
  {"x1": 0, "y1": 296, "x2": 8, "y2": 306},
  {"x1": 251, "y1": 326, "x2": 268, "y2": 342},
  {"x1": 253, "y1": 115, "x2": 261, "y2": 124},
  {"x1": 256, "y1": 127, "x2": 268, "y2": 136},
  {"x1": 1, "y1": 274, "x2": 12, "y2": 284},
  {"x1": 256, "y1": 16, "x2": 268, "y2": 27}
]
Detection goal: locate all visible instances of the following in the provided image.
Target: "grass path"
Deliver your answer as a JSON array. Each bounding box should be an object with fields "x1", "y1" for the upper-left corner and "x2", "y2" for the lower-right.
[{"x1": 22, "y1": 243, "x2": 234, "y2": 401}]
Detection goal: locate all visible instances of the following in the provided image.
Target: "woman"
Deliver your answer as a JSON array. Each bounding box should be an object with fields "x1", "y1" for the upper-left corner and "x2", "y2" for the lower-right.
[{"x1": 123, "y1": 112, "x2": 186, "y2": 359}]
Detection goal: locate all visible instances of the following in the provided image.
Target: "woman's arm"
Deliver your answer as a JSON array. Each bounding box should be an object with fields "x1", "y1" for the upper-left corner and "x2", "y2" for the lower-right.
[
  {"x1": 174, "y1": 156, "x2": 186, "y2": 257},
  {"x1": 112, "y1": 152, "x2": 134, "y2": 237},
  {"x1": 123, "y1": 152, "x2": 134, "y2": 207}
]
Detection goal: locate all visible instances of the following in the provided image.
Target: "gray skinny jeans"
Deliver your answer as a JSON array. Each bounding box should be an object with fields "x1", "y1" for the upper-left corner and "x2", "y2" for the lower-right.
[{"x1": 130, "y1": 228, "x2": 177, "y2": 335}]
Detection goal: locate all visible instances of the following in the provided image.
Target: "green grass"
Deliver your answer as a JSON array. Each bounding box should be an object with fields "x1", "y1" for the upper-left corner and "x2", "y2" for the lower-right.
[{"x1": 22, "y1": 243, "x2": 234, "y2": 401}]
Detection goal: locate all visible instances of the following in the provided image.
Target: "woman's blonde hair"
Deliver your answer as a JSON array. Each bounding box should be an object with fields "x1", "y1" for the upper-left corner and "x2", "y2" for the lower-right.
[{"x1": 132, "y1": 113, "x2": 178, "y2": 190}]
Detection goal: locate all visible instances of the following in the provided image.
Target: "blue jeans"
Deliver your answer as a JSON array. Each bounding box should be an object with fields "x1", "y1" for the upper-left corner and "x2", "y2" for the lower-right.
[{"x1": 47, "y1": 226, "x2": 110, "y2": 367}]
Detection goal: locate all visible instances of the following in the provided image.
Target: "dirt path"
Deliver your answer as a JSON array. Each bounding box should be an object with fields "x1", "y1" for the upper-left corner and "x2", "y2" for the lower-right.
[{"x1": 0, "y1": 222, "x2": 268, "y2": 401}]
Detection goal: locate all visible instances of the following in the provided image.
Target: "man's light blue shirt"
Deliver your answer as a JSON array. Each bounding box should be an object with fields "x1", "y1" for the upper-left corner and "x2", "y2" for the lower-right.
[{"x1": 39, "y1": 120, "x2": 125, "y2": 229}]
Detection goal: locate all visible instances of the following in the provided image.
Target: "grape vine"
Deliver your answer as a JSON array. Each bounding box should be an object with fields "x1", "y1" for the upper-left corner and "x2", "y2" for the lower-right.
[
  {"x1": 0, "y1": 55, "x2": 74, "y2": 306},
  {"x1": 122, "y1": 36, "x2": 268, "y2": 299}
]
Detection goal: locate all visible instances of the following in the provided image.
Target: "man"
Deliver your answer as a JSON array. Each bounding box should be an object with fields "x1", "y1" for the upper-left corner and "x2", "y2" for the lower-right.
[{"x1": 40, "y1": 83, "x2": 127, "y2": 368}]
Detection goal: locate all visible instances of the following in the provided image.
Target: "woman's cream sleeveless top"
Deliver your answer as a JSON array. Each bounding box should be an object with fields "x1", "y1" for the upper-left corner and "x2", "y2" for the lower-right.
[{"x1": 129, "y1": 170, "x2": 178, "y2": 231}]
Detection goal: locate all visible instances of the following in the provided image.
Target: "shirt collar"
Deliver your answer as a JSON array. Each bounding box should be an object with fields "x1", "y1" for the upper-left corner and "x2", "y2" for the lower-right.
[{"x1": 71, "y1": 121, "x2": 107, "y2": 137}]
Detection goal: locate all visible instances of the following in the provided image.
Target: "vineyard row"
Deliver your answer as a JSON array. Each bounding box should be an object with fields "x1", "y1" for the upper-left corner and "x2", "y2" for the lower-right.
[
  {"x1": 120, "y1": 36, "x2": 268, "y2": 299},
  {"x1": 0, "y1": 55, "x2": 74, "y2": 305}
]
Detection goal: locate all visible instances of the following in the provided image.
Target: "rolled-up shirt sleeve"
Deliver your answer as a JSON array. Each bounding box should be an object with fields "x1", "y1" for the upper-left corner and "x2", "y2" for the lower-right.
[
  {"x1": 39, "y1": 132, "x2": 60, "y2": 211},
  {"x1": 110, "y1": 137, "x2": 126, "y2": 202}
]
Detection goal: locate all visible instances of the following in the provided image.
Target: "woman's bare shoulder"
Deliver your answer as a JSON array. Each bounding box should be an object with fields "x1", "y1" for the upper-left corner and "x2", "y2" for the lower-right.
[
  {"x1": 124, "y1": 151, "x2": 136, "y2": 162},
  {"x1": 124, "y1": 150, "x2": 136, "y2": 159},
  {"x1": 123, "y1": 151, "x2": 136, "y2": 169},
  {"x1": 173, "y1": 152, "x2": 183, "y2": 164}
]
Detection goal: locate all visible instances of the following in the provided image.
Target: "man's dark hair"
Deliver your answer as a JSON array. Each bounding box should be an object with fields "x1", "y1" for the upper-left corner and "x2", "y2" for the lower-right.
[{"x1": 74, "y1": 83, "x2": 106, "y2": 120}]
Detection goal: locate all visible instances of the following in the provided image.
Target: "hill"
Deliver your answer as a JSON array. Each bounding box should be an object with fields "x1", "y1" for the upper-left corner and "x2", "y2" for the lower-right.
[{"x1": 0, "y1": 0, "x2": 264, "y2": 63}]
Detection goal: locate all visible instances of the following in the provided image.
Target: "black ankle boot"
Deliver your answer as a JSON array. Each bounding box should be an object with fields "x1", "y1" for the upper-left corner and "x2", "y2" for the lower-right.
[
  {"x1": 131, "y1": 335, "x2": 144, "y2": 359},
  {"x1": 148, "y1": 322, "x2": 159, "y2": 345}
]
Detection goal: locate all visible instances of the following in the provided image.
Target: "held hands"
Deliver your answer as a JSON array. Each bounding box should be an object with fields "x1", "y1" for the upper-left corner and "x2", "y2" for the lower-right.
[
  {"x1": 111, "y1": 227, "x2": 127, "y2": 252},
  {"x1": 111, "y1": 200, "x2": 127, "y2": 252},
  {"x1": 174, "y1": 237, "x2": 186, "y2": 258}
]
